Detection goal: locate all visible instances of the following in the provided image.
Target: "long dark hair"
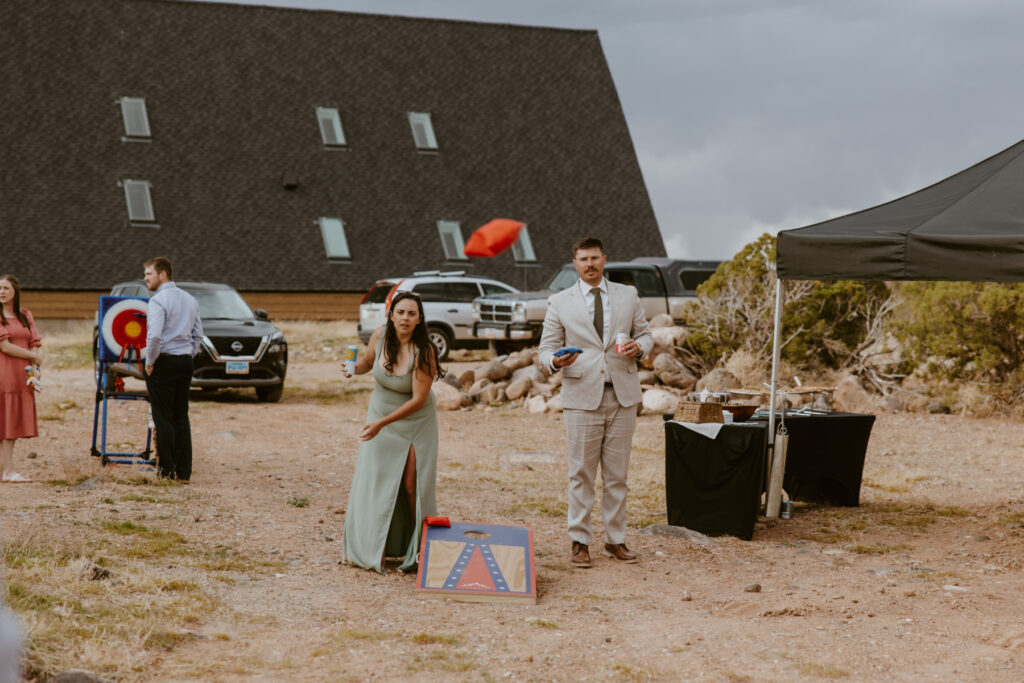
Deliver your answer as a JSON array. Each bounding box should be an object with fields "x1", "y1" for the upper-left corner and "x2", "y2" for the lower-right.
[
  {"x1": 383, "y1": 291, "x2": 445, "y2": 380},
  {"x1": 0, "y1": 274, "x2": 29, "y2": 327}
]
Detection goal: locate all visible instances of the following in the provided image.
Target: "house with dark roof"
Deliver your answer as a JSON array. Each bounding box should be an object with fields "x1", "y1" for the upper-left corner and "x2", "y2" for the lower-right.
[{"x1": 2, "y1": 0, "x2": 665, "y2": 319}]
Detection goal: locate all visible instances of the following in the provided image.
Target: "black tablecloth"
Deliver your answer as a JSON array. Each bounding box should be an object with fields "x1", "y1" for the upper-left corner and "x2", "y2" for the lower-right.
[
  {"x1": 751, "y1": 412, "x2": 875, "y2": 506},
  {"x1": 664, "y1": 421, "x2": 768, "y2": 540}
]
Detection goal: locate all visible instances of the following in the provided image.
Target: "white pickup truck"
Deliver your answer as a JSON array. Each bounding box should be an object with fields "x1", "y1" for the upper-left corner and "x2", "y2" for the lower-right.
[{"x1": 471, "y1": 258, "x2": 721, "y2": 348}]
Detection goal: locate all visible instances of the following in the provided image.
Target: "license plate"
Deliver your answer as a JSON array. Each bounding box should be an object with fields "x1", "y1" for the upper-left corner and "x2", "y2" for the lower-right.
[
  {"x1": 225, "y1": 361, "x2": 250, "y2": 374},
  {"x1": 479, "y1": 327, "x2": 500, "y2": 339}
]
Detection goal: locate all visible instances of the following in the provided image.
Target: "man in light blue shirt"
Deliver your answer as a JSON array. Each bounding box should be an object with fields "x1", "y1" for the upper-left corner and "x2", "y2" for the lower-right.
[{"x1": 144, "y1": 256, "x2": 202, "y2": 481}]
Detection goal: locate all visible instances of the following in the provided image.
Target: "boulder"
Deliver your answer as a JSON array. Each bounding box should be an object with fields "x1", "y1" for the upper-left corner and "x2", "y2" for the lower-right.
[
  {"x1": 441, "y1": 373, "x2": 463, "y2": 392},
  {"x1": 880, "y1": 394, "x2": 901, "y2": 413},
  {"x1": 481, "y1": 360, "x2": 510, "y2": 382},
  {"x1": 695, "y1": 368, "x2": 740, "y2": 394},
  {"x1": 505, "y1": 376, "x2": 532, "y2": 401},
  {"x1": 530, "y1": 381, "x2": 554, "y2": 399},
  {"x1": 548, "y1": 372, "x2": 562, "y2": 388},
  {"x1": 653, "y1": 353, "x2": 697, "y2": 390},
  {"x1": 650, "y1": 328, "x2": 677, "y2": 358},
  {"x1": 833, "y1": 374, "x2": 872, "y2": 412},
  {"x1": 458, "y1": 369, "x2": 475, "y2": 388},
  {"x1": 638, "y1": 370, "x2": 658, "y2": 386},
  {"x1": 649, "y1": 313, "x2": 674, "y2": 328},
  {"x1": 468, "y1": 377, "x2": 492, "y2": 396},
  {"x1": 665, "y1": 325, "x2": 690, "y2": 345},
  {"x1": 476, "y1": 384, "x2": 505, "y2": 404},
  {"x1": 546, "y1": 394, "x2": 563, "y2": 412},
  {"x1": 526, "y1": 395, "x2": 548, "y2": 413},
  {"x1": 511, "y1": 364, "x2": 545, "y2": 384},
  {"x1": 504, "y1": 349, "x2": 535, "y2": 370},
  {"x1": 641, "y1": 388, "x2": 679, "y2": 415},
  {"x1": 433, "y1": 382, "x2": 465, "y2": 411}
]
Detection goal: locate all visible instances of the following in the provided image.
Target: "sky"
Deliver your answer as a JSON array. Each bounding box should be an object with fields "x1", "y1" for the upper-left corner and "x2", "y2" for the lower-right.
[{"x1": 198, "y1": 0, "x2": 1024, "y2": 261}]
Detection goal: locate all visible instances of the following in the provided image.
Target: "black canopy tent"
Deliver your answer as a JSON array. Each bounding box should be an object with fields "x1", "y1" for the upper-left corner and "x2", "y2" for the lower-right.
[
  {"x1": 763, "y1": 137, "x2": 1024, "y2": 516},
  {"x1": 778, "y1": 137, "x2": 1024, "y2": 282}
]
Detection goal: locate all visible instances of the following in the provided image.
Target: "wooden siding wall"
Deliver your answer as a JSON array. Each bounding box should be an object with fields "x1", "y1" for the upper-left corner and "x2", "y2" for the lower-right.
[
  {"x1": 241, "y1": 292, "x2": 362, "y2": 321},
  {"x1": 22, "y1": 290, "x2": 362, "y2": 321}
]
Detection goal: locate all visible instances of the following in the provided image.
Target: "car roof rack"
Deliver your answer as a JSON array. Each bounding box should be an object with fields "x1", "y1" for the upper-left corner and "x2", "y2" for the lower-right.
[{"x1": 412, "y1": 270, "x2": 466, "y2": 277}]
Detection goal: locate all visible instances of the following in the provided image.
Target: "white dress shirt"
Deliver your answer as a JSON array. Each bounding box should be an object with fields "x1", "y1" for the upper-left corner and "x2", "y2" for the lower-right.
[
  {"x1": 146, "y1": 282, "x2": 203, "y2": 364},
  {"x1": 578, "y1": 277, "x2": 610, "y2": 345}
]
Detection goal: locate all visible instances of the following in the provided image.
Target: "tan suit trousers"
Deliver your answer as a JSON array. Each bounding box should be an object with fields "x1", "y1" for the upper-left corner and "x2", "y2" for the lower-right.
[{"x1": 563, "y1": 384, "x2": 637, "y2": 545}]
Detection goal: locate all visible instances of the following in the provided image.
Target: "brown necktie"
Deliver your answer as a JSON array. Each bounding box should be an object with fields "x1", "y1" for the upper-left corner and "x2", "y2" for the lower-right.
[{"x1": 591, "y1": 287, "x2": 603, "y2": 340}]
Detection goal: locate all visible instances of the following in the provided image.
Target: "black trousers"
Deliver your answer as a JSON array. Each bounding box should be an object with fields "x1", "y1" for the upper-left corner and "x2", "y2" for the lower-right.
[{"x1": 145, "y1": 354, "x2": 194, "y2": 479}]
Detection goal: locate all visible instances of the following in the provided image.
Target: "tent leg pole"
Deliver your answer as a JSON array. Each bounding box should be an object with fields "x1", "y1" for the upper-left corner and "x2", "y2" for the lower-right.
[{"x1": 766, "y1": 277, "x2": 785, "y2": 518}]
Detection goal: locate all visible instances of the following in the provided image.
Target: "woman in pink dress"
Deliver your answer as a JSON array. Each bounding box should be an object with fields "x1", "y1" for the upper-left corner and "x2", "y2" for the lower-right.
[{"x1": 0, "y1": 275, "x2": 42, "y2": 483}]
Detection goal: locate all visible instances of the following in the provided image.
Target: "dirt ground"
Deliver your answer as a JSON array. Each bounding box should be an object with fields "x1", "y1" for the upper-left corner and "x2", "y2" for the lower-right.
[{"x1": 3, "y1": 349, "x2": 1024, "y2": 681}]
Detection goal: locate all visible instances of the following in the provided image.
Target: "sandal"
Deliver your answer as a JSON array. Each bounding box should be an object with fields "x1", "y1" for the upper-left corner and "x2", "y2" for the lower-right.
[{"x1": 1, "y1": 472, "x2": 32, "y2": 483}]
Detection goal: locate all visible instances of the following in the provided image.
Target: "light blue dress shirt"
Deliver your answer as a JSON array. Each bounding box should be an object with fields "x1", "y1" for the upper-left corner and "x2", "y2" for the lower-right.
[{"x1": 145, "y1": 281, "x2": 202, "y2": 364}]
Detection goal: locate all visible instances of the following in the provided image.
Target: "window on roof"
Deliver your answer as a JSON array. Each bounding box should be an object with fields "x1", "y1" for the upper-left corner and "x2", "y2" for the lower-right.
[
  {"x1": 437, "y1": 221, "x2": 467, "y2": 260},
  {"x1": 120, "y1": 97, "x2": 151, "y2": 139},
  {"x1": 122, "y1": 180, "x2": 155, "y2": 223},
  {"x1": 316, "y1": 107, "x2": 347, "y2": 147},
  {"x1": 408, "y1": 112, "x2": 438, "y2": 150},
  {"x1": 511, "y1": 224, "x2": 537, "y2": 262},
  {"x1": 319, "y1": 217, "x2": 351, "y2": 259}
]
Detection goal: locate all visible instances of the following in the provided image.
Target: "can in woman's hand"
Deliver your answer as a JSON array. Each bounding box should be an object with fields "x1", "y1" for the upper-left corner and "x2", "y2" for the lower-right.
[{"x1": 343, "y1": 345, "x2": 359, "y2": 374}]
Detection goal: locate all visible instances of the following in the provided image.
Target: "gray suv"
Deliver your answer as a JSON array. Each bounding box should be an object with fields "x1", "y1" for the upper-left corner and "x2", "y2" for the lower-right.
[{"x1": 358, "y1": 271, "x2": 518, "y2": 360}]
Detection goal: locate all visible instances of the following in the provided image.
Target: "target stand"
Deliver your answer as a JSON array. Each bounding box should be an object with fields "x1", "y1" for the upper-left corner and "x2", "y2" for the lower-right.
[{"x1": 90, "y1": 296, "x2": 154, "y2": 467}]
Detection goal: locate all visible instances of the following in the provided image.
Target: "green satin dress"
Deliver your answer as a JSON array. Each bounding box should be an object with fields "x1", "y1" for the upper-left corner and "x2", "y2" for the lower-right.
[{"x1": 341, "y1": 340, "x2": 438, "y2": 573}]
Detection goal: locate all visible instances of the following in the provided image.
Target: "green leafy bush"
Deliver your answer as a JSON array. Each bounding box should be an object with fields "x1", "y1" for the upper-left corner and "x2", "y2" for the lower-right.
[
  {"x1": 681, "y1": 233, "x2": 894, "y2": 375},
  {"x1": 894, "y1": 281, "x2": 1024, "y2": 385}
]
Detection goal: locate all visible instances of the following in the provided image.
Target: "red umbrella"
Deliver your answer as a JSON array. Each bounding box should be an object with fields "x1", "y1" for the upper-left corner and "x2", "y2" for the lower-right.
[{"x1": 463, "y1": 218, "x2": 524, "y2": 258}]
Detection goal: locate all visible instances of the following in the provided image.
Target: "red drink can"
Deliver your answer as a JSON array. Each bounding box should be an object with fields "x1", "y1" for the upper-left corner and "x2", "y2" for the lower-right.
[{"x1": 615, "y1": 333, "x2": 628, "y2": 353}]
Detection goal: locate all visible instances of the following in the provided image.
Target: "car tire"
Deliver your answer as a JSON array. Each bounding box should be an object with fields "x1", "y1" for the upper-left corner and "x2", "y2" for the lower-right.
[
  {"x1": 428, "y1": 325, "x2": 452, "y2": 361},
  {"x1": 256, "y1": 385, "x2": 284, "y2": 403}
]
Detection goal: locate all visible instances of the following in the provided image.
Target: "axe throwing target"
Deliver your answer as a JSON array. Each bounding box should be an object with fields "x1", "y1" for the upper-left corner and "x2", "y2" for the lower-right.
[{"x1": 98, "y1": 296, "x2": 149, "y2": 362}]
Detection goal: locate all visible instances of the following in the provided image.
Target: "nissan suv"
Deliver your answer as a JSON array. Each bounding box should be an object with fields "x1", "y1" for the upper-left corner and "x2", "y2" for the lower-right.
[
  {"x1": 358, "y1": 271, "x2": 518, "y2": 360},
  {"x1": 94, "y1": 281, "x2": 288, "y2": 402}
]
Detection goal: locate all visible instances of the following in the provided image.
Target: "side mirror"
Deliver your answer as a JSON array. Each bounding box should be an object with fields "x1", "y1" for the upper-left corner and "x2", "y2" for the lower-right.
[{"x1": 254, "y1": 309, "x2": 269, "y2": 320}]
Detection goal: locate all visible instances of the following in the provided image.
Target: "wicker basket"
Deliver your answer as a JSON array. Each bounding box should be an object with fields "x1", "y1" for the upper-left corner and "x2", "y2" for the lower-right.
[{"x1": 675, "y1": 402, "x2": 724, "y2": 424}]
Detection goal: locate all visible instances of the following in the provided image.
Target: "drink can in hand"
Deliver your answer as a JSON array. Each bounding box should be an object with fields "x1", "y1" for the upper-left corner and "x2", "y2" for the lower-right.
[
  {"x1": 615, "y1": 332, "x2": 628, "y2": 353},
  {"x1": 344, "y1": 345, "x2": 359, "y2": 374}
]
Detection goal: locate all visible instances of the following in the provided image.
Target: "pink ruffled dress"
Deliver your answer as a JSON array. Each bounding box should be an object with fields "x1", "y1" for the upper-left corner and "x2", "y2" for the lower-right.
[{"x1": 0, "y1": 309, "x2": 41, "y2": 439}]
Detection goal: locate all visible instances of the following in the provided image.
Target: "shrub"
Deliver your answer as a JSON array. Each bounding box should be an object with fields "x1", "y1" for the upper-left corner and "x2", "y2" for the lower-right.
[
  {"x1": 681, "y1": 233, "x2": 895, "y2": 378},
  {"x1": 894, "y1": 281, "x2": 1024, "y2": 388}
]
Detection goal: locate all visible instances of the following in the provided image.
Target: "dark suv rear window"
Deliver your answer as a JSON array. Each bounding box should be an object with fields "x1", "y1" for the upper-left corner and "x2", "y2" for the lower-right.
[
  {"x1": 365, "y1": 282, "x2": 395, "y2": 304},
  {"x1": 680, "y1": 270, "x2": 716, "y2": 292}
]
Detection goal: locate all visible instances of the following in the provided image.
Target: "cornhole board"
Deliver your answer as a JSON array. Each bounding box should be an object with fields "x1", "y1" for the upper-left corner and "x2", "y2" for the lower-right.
[{"x1": 416, "y1": 521, "x2": 536, "y2": 604}]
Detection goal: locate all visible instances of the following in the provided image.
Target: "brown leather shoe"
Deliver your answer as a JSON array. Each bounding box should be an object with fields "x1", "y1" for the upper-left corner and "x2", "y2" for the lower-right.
[
  {"x1": 570, "y1": 542, "x2": 592, "y2": 568},
  {"x1": 604, "y1": 543, "x2": 639, "y2": 564}
]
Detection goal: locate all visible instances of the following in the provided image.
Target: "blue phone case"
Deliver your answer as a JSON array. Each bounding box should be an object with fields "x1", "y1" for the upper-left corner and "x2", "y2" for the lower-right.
[{"x1": 554, "y1": 347, "x2": 583, "y2": 357}]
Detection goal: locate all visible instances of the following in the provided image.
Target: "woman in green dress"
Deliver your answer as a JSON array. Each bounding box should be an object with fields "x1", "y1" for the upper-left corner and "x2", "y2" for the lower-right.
[{"x1": 341, "y1": 291, "x2": 444, "y2": 573}]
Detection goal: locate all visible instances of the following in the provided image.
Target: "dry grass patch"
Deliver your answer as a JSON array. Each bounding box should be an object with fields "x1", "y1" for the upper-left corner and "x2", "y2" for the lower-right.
[
  {"x1": 410, "y1": 632, "x2": 461, "y2": 645},
  {"x1": 276, "y1": 320, "x2": 358, "y2": 363},
  {"x1": 846, "y1": 543, "x2": 910, "y2": 555},
  {"x1": 875, "y1": 503, "x2": 972, "y2": 530},
  {"x1": 4, "y1": 530, "x2": 220, "y2": 681},
  {"x1": 797, "y1": 661, "x2": 849, "y2": 678},
  {"x1": 502, "y1": 496, "x2": 567, "y2": 518},
  {"x1": 999, "y1": 509, "x2": 1024, "y2": 525}
]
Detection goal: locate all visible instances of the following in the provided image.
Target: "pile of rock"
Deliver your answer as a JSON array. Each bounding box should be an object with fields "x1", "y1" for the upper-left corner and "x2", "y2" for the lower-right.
[
  {"x1": 433, "y1": 313, "x2": 755, "y2": 416},
  {"x1": 433, "y1": 346, "x2": 564, "y2": 414}
]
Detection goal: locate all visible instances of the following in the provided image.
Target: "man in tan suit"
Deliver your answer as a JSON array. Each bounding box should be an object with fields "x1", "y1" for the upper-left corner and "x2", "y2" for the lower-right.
[{"x1": 539, "y1": 237, "x2": 653, "y2": 568}]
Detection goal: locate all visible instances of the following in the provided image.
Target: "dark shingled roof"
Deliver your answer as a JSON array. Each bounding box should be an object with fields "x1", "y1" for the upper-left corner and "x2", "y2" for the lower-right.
[{"x1": 2, "y1": 0, "x2": 665, "y2": 292}]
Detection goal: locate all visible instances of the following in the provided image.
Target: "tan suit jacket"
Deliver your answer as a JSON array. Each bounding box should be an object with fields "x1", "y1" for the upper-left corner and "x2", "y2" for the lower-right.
[{"x1": 538, "y1": 281, "x2": 653, "y2": 410}]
